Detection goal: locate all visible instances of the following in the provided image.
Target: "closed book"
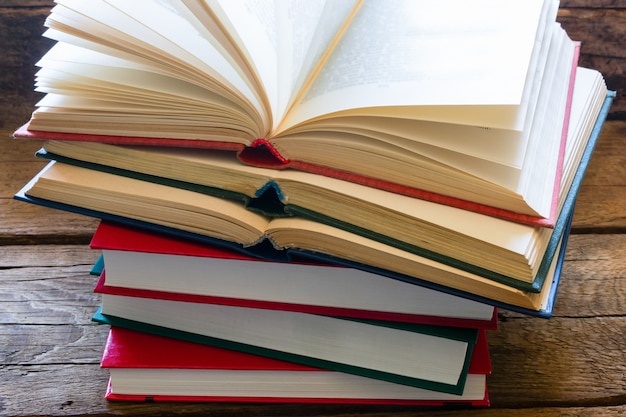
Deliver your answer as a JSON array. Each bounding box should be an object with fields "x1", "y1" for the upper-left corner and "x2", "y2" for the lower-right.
[
  {"x1": 100, "y1": 326, "x2": 490, "y2": 406},
  {"x1": 92, "y1": 291, "x2": 480, "y2": 394},
  {"x1": 91, "y1": 220, "x2": 496, "y2": 329}
]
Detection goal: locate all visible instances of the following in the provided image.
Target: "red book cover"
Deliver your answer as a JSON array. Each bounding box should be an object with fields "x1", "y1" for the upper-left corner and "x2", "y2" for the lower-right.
[
  {"x1": 91, "y1": 221, "x2": 497, "y2": 330},
  {"x1": 101, "y1": 326, "x2": 490, "y2": 405}
]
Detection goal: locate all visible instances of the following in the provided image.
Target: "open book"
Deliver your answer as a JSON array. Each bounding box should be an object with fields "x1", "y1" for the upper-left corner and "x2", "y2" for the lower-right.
[
  {"x1": 20, "y1": 68, "x2": 612, "y2": 293},
  {"x1": 15, "y1": 0, "x2": 582, "y2": 224},
  {"x1": 13, "y1": 157, "x2": 573, "y2": 315}
]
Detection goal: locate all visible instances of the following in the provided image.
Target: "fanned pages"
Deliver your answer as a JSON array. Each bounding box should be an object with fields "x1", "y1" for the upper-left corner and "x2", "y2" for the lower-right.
[{"x1": 14, "y1": 0, "x2": 591, "y2": 225}]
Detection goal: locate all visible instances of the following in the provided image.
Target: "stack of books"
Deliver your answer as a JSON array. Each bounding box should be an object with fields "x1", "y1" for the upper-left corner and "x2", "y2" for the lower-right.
[{"x1": 13, "y1": 0, "x2": 613, "y2": 408}]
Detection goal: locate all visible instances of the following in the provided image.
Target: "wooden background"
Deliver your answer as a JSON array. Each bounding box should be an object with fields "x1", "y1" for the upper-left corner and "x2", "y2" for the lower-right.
[{"x1": 1, "y1": 2, "x2": 625, "y2": 417}]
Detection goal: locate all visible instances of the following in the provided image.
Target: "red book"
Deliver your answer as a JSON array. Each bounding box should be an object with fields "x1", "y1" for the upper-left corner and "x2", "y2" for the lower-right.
[
  {"x1": 101, "y1": 326, "x2": 490, "y2": 406},
  {"x1": 14, "y1": 1, "x2": 582, "y2": 227},
  {"x1": 91, "y1": 221, "x2": 497, "y2": 329}
]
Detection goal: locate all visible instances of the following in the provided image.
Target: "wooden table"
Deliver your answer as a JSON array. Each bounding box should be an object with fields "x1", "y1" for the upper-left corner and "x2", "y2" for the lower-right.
[{"x1": 1, "y1": 2, "x2": 625, "y2": 416}]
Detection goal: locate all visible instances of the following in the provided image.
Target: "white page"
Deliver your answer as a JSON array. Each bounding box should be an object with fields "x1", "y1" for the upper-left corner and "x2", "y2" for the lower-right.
[
  {"x1": 55, "y1": 0, "x2": 258, "y2": 108},
  {"x1": 36, "y1": 45, "x2": 248, "y2": 111},
  {"x1": 103, "y1": 249, "x2": 494, "y2": 319},
  {"x1": 207, "y1": 0, "x2": 280, "y2": 128},
  {"x1": 103, "y1": 295, "x2": 469, "y2": 385},
  {"x1": 280, "y1": 0, "x2": 545, "y2": 131},
  {"x1": 275, "y1": 0, "x2": 359, "y2": 123}
]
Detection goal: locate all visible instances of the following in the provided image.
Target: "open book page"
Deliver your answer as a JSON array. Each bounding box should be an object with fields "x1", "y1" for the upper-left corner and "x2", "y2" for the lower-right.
[
  {"x1": 25, "y1": 162, "x2": 271, "y2": 245},
  {"x1": 275, "y1": 0, "x2": 360, "y2": 125},
  {"x1": 33, "y1": 43, "x2": 261, "y2": 141},
  {"x1": 39, "y1": 138, "x2": 548, "y2": 271},
  {"x1": 40, "y1": 136, "x2": 536, "y2": 216},
  {"x1": 557, "y1": 68, "x2": 607, "y2": 212},
  {"x1": 43, "y1": 0, "x2": 266, "y2": 137},
  {"x1": 208, "y1": 0, "x2": 359, "y2": 134},
  {"x1": 26, "y1": 152, "x2": 548, "y2": 281},
  {"x1": 278, "y1": 0, "x2": 547, "y2": 132},
  {"x1": 273, "y1": 170, "x2": 550, "y2": 277},
  {"x1": 516, "y1": 26, "x2": 576, "y2": 213},
  {"x1": 276, "y1": 117, "x2": 526, "y2": 167},
  {"x1": 162, "y1": 0, "x2": 273, "y2": 130},
  {"x1": 276, "y1": 5, "x2": 563, "y2": 172},
  {"x1": 202, "y1": 0, "x2": 280, "y2": 133}
]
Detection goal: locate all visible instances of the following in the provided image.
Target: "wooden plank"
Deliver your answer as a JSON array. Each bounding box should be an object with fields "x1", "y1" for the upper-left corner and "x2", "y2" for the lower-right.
[
  {"x1": 1, "y1": 320, "x2": 624, "y2": 416},
  {"x1": 579, "y1": 55, "x2": 626, "y2": 119},
  {"x1": 0, "y1": 198, "x2": 98, "y2": 244},
  {"x1": 0, "y1": 264, "x2": 100, "y2": 325},
  {"x1": 572, "y1": 120, "x2": 626, "y2": 231},
  {"x1": 0, "y1": 243, "x2": 96, "y2": 267},
  {"x1": 558, "y1": 9, "x2": 626, "y2": 59},
  {"x1": 580, "y1": 121, "x2": 626, "y2": 188},
  {"x1": 0, "y1": 131, "x2": 99, "y2": 244},
  {"x1": 487, "y1": 317, "x2": 626, "y2": 405},
  {"x1": 2, "y1": 353, "x2": 625, "y2": 417},
  {"x1": 2, "y1": 362, "x2": 625, "y2": 417},
  {"x1": 0, "y1": 1, "x2": 53, "y2": 6},
  {"x1": 561, "y1": 0, "x2": 626, "y2": 7},
  {"x1": 558, "y1": 7, "x2": 626, "y2": 117},
  {"x1": 0, "y1": 3, "x2": 624, "y2": 416},
  {"x1": 0, "y1": 4, "x2": 53, "y2": 129},
  {"x1": 556, "y1": 235, "x2": 626, "y2": 317},
  {"x1": 1, "y1": 321, "x2": 625, "y2": 416},
  {"x1": 0, "y1": 131, "x2": 44, "y2": 162},
  {"x1": 1, "y1": 233, "x2": 622, "y2": 318},
  {"x1": 573, "y1": 186, "x2": 626, "y2": 232},
  {"x1": 1, "y1": 161, "x2": 46, "y2": 199},
  {"x1": 573, "y1": 117, "x2": 626, "y2": 230}
]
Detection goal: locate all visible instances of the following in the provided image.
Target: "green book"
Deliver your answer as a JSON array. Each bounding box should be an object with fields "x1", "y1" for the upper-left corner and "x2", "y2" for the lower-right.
[{"x1": 92, "y1": 292, "x2": 478, "y2": 395}]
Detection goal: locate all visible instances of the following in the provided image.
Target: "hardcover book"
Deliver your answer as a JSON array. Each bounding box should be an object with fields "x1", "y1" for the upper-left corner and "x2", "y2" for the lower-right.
[
  {"x1": 91, "y1": 221, "x2": 497, "y2": 329},
  {"x1": 99, "y1": 326, "x2": 491, "y2": 405},
  {"x1": 92, "y1": 296, "x2": 480, "y2": 395},
  {"x1": 15, "y1": 0, "x2": 584, "y2": 225},
  {"x1": 15, "y1": 157, "x2": 579, "y2": 316}
]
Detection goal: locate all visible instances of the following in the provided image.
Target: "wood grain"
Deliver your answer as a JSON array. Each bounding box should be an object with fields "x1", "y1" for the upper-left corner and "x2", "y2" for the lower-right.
[
  {"x1": 0, "y1": 2, "x2": 625, "y2": 417},
  {"x1": 0, "y1": 132, "x2": 99, "y2": 243},
  {"x1": 571, "y1": 120, "x2": 626, "y2": 232},
  {"x1": 558, "y1": 6, "x2": 626, "y2": 117}
]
